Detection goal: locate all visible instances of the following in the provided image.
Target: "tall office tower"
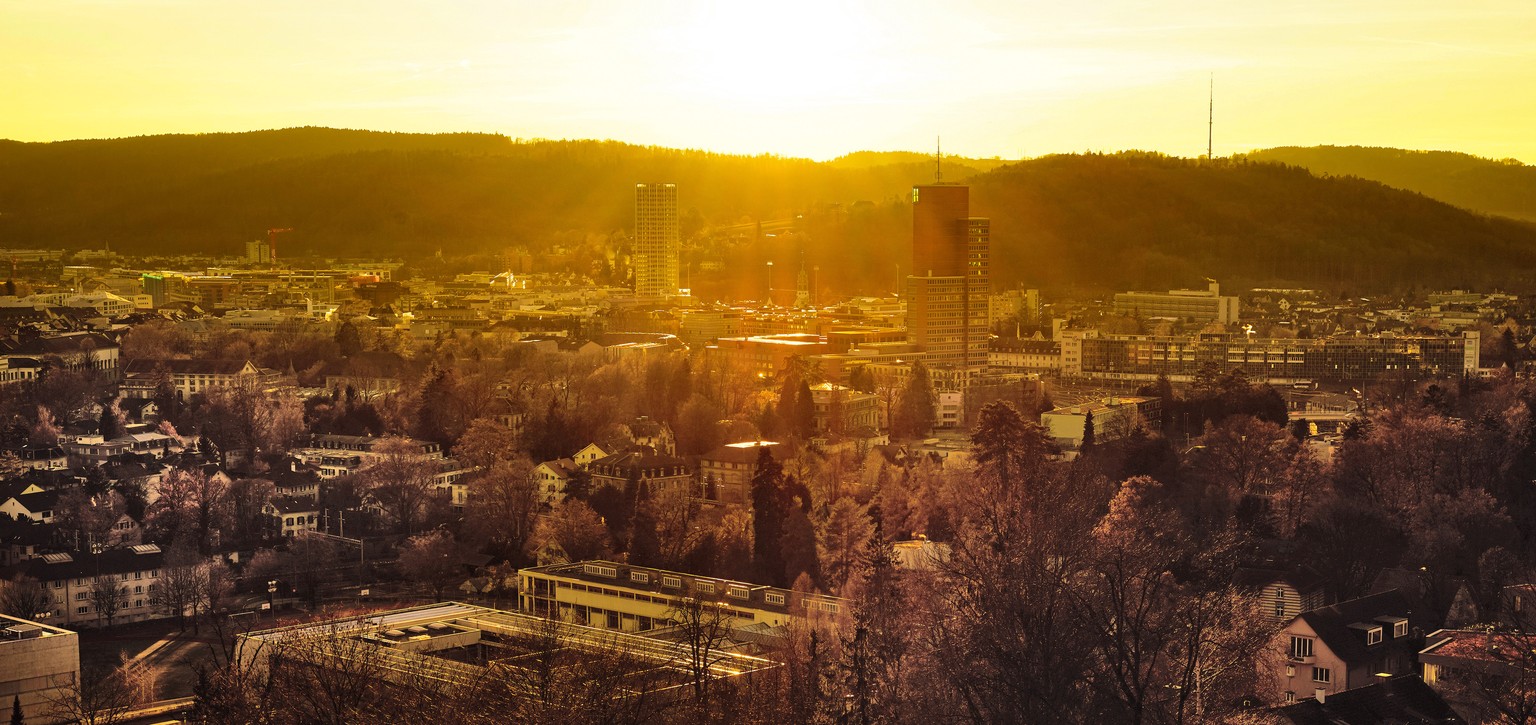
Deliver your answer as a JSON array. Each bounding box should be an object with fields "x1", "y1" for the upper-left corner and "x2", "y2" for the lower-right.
[
  {"x1": 634, "y1": 183, "x2": 680, "y2": 299},
  {"x1": 245, "y1": 239, "x2": 271, "y2": 265},
  {"x1": 906, "y1": 184, "x2": 989, "y2": 370}
]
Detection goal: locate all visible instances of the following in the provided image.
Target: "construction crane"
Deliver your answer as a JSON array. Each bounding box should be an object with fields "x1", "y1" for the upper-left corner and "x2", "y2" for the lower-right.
[{"x1": 267, "y1": 228, "x2": 294, "y2": 264}]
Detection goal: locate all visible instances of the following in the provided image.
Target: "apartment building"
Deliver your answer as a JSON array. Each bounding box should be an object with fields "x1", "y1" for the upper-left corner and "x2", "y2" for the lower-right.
[{"x1": 2, "y1": 545, "x2": 169, "y2": 628}]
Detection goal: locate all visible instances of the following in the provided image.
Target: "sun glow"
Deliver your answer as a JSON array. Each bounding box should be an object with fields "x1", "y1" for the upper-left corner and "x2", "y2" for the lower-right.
[{"x1": 664, "y1": 2, "x2": 891, "y2": 109}]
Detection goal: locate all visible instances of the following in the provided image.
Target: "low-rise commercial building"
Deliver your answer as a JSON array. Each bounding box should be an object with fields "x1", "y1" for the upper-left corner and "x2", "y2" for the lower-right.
[
  {"x1": 1040, "y1": 396, "x2": 1160, "y2": 449},
  {"x1": 1113, "y1": 280, "x2": 1240, "y2": 324},
  {"x1": 519, "y1": 560, "x2": 844, "y2": 636},
  {"x1": 0, "y1": 613, "x2": 79, "y2": 725},
  {"x1": 1060, "y1": 329, "x2": 1479, "y2": 383}
]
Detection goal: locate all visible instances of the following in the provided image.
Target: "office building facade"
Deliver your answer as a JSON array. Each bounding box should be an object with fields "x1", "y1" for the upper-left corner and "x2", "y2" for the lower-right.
[
  {"x1": 1059, "y1": 329, "x2": 1479, "y2": 383},
  {"x1": 906, "y1": 185, "x2": 989, "y2": 370},
  {"x1": 634, "y1": 183, "x2": 680, "y2": 299},
  {"x1": 1114, "y1": 281, "x2": 1239, "y2": 324}
]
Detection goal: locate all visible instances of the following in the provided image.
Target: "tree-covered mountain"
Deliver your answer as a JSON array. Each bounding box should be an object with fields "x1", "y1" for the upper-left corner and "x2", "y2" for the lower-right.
[
  {"x1": 3, "y1": 129, "x2": 1536, "y2": 295},
  {"x1": 972, "y1": 152, "x2": 1536, "y2": 294},
  {"x1": 1241, "y1": 145, "x2": 1536, "y2": 222}
]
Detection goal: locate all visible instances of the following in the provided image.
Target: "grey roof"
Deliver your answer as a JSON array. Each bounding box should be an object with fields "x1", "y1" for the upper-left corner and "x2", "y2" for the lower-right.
[
  {"x1": 1297, "y1": 590, "x2": 1427, "y2": 666},
  {"x1": 1271, "y1": 674, "x2": 1462, "y2": 724},
  {"x1": 122, "y1": 358, "x2": 254, "y2": 375},
  {"x1": 2, "y1": 545, "x2": 166, "y2": 581}
]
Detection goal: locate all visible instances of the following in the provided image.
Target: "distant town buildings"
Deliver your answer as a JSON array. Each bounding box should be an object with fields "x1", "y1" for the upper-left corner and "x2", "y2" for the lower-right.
[
  {"x1": 1059, "y1": 328, "x2": 1480, "y2": 383},
  {"x1": 634, "y1": 183, "x2": 680, "y2": 299},
  {"x1": 1114, "y1": 280, "x2": 1240, "y2": 324},
  {"x1": 245, "y1": 238, "x2": 272, "y2": 265}
]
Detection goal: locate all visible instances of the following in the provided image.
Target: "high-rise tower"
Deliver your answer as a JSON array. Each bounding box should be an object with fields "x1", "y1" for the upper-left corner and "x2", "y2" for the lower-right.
[
  {"x1": 634, "y1": 183, "x2": 680, "y2": 299},
  {"x1": 907, "y1": 184, "x2": 989, "y2": 370}
]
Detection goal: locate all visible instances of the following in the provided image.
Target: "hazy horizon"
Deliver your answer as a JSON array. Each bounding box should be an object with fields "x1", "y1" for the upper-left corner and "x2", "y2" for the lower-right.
[
  {"x1": 4, "y1": 126, "x2": 1531, "y2": 168},
  {"x1": 5, "y1": 1, "x2": 1535, "y2": 163}
]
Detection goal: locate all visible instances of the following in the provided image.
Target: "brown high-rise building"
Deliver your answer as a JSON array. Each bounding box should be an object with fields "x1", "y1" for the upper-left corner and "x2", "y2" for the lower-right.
[
  {"x1": 634, "y1": 183, "x2": 680, "y2": 299},
  {"x1": 907, "y1": 184, "x2": 989, "y2": 371}
]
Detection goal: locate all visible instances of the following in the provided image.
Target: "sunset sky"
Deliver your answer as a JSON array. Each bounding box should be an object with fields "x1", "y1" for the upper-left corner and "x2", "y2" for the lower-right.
[{"x1": 4, "y1": 0, "x2": 1534, "y2": 161}]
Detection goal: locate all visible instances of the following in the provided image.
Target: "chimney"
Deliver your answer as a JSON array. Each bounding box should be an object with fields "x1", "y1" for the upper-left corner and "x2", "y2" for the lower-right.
[{"x1": 1314, "y1": 688, "x2": 1326, "y2": 703}]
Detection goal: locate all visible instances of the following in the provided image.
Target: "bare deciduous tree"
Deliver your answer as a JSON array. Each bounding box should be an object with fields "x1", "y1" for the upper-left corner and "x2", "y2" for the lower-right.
[{"x1": 88, "y1": 573, "x2": 128, "y2": 628}]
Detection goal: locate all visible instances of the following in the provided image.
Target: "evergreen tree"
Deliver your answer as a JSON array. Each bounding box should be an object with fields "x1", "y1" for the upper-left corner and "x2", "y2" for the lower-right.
[
  {"x1": 971, "y1": 401, "x2": 1055, "y2": 485},
  {"x1": 775, "y1": 359, "x2": 805, "y2": 436},
  {"x1": 780, "y1": 501, "x2": 820, "y2": 588},
  {"x1": 794, "y1": 379, "x2": 815, "y2": 438},
  {"x1": 1290, "y1": 418, "x2": 1311, "y2": 441},
  {"x1": 334, "y1": 320, "x2": 364, "y2": 357},
  {"x1": 667, "y1": 357, "x2": 693, "y2": 423},
  {"x1": 750, "y1": 447, "x2": 787, "y2": 584},
  {"x1": 849, "y1": 364, "x2": 876, "y2": 393},
  {"x1": 628, "y1": 483, "x2": 660, "y2": 566},
  {"x1": 10, "y1": 694, "x2": 21, "y2": 725},
  {"x1": 1081, "y1": 411, "x2": 1096, "y2": 450},
  {"x1": 892, "y1": 361, "x2": 936, "y2": 439},
  {"x1": 840, "y1": 514, "x2": 907, "y2": 723},
  {"x1": 98, "y1": 399, "x2": 123, "y2": 441}
]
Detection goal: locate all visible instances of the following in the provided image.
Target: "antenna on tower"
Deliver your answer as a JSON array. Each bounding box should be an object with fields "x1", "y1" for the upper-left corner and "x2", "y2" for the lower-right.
[
  {"x1": 935, "y1": 136, "x2": 943, "y2": 183},
  {"x1": 1207, "y1": 74, "x2": 1214, "y2": 161}
]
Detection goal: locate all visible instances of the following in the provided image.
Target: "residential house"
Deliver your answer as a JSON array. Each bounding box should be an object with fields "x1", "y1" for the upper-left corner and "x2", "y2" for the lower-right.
[
  {"x1": 1269, "y1": 674, "x2": 1464, "y2": 723},
  {"x1": 0, "y1": 484, "x2": 58, "y2": 524},
  {"x1": 572, "y1": 442, "x2": 609, "y2": 467},
  {"x1": 529, "y1": 458, "x2": 582, "y2": 505},
  {"x1": 620, "y1": 417, "x2": 675, "y2": 456},
  {"x1": 1236, "y1": 565, "x2": 1327, "y2": 622},
  {"x1": 321, "y1": 351, "x2": 406, "y2": 400},
  {"x1": 1420, "y1": 627, "x2": 1535, "y2": 722},
  {"x1": 1274, "y1": 590, "x2": 1429, "y2": 704},
  {"x1": 0, "y1": 517, "x2": 52, "y2": 567},
  {"x1": 11, "y1": 444, "x2": 66, "y2": 471},
  {"x1": 699, "y1": 441, "x2": 780, "y2": 506},
  {"x1": 586, "y1": 447, "x2": 692, "y2": 498},
  {"x1": 264, "y1": 497, "x2": 320, "y2": 539},
  {"x1": 808, "y1": 383, "x2": 879, "y2": 435},
  {"x1": 0, "y1": 331, "x2": 120, "y2": 379}
]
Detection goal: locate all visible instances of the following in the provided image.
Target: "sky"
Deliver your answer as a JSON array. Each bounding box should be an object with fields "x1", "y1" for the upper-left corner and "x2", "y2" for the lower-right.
[{"x1": 3, "y1": 0, "x2": 1534, "y2": 162}]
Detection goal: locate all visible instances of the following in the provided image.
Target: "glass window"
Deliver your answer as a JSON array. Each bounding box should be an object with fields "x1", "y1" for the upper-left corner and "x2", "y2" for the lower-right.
[
  {"x1": 1289, "y1": 636, "x2": 1313, "y2": 658},
  {"x1": 1312, "y1": 667, "x2": 1331, "y2": 684}
]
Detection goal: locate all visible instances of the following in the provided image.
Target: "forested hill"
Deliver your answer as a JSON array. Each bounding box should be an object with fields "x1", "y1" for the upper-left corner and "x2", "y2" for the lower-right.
[
  {"x1": 4, "y1": 128, "x2": 1536, "y2": 294},
  {"x1": 970, "y1": 153, "x2": 1536, "y2": 294},
  {"x1": 1242, "y1": 146, "x2": 1536, "y2": 222},
  {"x1": 0, "y1": 128, "x2": 991, "y2": 257}
]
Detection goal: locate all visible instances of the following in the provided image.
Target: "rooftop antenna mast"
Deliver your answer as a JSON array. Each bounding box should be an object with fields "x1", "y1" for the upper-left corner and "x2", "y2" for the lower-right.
[
  {"x1": 935, "y1": 136, "x2": 943, "y2": 183},
  {"x1": 1207, "y1": 74, "x2": 1214, "y2": 161}
]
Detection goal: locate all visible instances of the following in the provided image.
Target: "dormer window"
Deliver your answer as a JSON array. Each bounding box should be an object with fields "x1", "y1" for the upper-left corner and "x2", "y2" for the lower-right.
[
  {"x1": 1394, "y1": 620, "x2": 1407, "y2": 638},
  {"x1": 1366, "y1": 627, "x2": 1383, "y2": 645}
]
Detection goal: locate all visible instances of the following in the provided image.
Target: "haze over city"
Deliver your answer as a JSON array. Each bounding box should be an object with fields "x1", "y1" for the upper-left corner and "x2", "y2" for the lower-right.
[
  {"x1": 5, "y1": 0, "x2": 1536, "y2": 161},
  {"x1": 7, "y1": 3, "x2": 1536, "y2": 724}
]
